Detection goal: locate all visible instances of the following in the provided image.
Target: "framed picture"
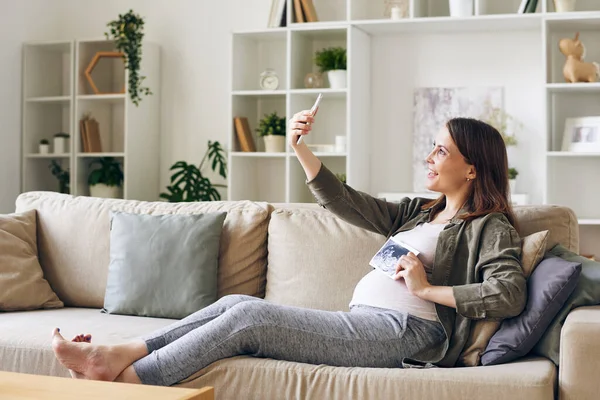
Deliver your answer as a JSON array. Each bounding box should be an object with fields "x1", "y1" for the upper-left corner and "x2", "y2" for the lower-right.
[{"x1": 561, "y1": 117, "x2": 600, "y2": 153}]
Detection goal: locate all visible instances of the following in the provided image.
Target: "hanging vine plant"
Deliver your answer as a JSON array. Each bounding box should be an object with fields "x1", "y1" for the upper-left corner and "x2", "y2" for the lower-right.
[{"x1": 105, "y1": 9, "x2": 152, "y2": 106}]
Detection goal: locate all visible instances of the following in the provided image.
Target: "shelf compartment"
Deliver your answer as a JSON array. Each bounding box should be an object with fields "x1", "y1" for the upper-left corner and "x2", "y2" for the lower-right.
[
  {"x1": 23, "y1": 157, "x2": 72, "y2": 194},
  {"x1": 289, "y1": 155, "x2": 346, "y2": 203},
  {"x1": 546, "y1": 0, "x2": 600, "y2": 13},
  {"x1": 547, "y1": 156, "x2": 600, "y2": 220},
  {"x1": 77, "y1": 40, "x2": 125, "y2": 96},
  {"x1": 232, "y1": 30, "x2": 287, "y2": 91},
  {"x1": 545, "y1": 17, "x2": 600, "y2": 84},
  {"x1": 290, "y1": 27, "x2": 347, "y2": 90},
  {"x1": 349, "y1": 0, "x2": 391, "y2": 21},
  {"x1": 23, "y1": 102, "x2": 72, "y2": 154},
  {"x1": 75, "y1": 156, "x2": 124, "y2": 198},
  {"x1": 477, "y1": 0, "x2": 540, "y2": 15},
  {"x1": 547, "y1": 92, "x2": 600, "y2": 151},
  {"x1": 77, "y1": 98, "x2": 125, "y2": 153},
  {"x1": 23, "y1": 41, "x2": 72, "y2": 98},
  {"x1": 228, "y1": 156, "x2": 286, "y2": 202},
  {"x1": 288, "y1": 91, "x2": 347, "y2": 152},
  {"x1": 290, "y1": 0, "x2": 347, "y2": 24},
  {"x1": 231, "y1": 94, "x2": 286, "y2": 153}
]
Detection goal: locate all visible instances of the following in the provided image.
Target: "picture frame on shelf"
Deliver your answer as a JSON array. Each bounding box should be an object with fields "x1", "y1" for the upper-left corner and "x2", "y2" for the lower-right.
[{"x1": 561, "y1": 117, "x2": 600, "y2": 153}]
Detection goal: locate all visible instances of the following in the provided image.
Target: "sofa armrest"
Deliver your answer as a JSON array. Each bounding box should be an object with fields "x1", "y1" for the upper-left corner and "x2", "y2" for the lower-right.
[{"x1": 559, "y1": 306, "x2": 600, "y2": 400}]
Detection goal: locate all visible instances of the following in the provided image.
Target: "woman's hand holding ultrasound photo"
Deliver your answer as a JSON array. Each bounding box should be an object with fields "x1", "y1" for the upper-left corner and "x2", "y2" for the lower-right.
[{"x1": 394, "y1": 252, "x2": 431, "y2": 297}]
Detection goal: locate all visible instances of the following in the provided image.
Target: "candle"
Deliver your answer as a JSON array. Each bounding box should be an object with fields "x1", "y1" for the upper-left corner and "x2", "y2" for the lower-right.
[{"x1": 391, "y1": 6, "x2": 402, "y2": 20}]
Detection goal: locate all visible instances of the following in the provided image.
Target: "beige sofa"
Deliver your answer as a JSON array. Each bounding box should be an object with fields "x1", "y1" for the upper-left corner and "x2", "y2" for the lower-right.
[{"x1": 1, "y1": 191, "x2": 599, "y2": 400}]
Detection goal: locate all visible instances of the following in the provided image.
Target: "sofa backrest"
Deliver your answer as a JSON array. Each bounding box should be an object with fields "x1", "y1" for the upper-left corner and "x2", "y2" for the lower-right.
[
  {"x1": 264, "y1": 203, "x2": 579, "y2": 312},
  {"x1": 16, "y1": 192, "x2": 272, "y2": 308}
]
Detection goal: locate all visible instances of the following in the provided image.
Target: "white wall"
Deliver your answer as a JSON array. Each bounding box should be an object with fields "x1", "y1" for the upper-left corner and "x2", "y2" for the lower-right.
[
  {"x1": 0, "y1": 0, "x2": 271, "y2": 212},
  {"x1": 0, "y1": 0, "x2": 62, "y2": 213}
]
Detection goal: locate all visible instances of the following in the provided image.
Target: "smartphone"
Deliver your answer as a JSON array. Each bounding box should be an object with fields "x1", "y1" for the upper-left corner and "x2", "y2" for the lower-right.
[{"x1": 296, "y1": 93, "x2": 323, "y2": 145}]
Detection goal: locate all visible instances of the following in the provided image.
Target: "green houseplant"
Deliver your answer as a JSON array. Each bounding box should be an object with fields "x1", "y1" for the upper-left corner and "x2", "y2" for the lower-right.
[
  {"x1": 88, "y1": 157, "x2": 124, "y2": 198},
  {"x1": 49, "y1": 160, "x2": 70, "y2": 194},
  {"x1": 105, "y1": 9, "x2": 152, "y2": 106},
  {"x1": 314, "y1": 46, "x2": 347, "y2": 89},
  {"x1": 257, "y1": 111, "x2": 286, "y2": 153},
  {"x1": 39, "y1": 139, "x2": 50, "y2": 154},
  {"x1": 160, "y1": 141, "x2": 227, "y2": 202},
  {"x1": 508, "y1": 167, "x2": 518, "y2": 194}
]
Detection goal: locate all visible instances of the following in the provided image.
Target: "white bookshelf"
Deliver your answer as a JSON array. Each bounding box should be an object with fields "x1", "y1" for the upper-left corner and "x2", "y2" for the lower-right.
[
  {"x1": 22, "y1": 39, "x2": 160, "y2": 201},
  {"x1": 228, "y1": 0, "x2": 600, "y2": 257}
]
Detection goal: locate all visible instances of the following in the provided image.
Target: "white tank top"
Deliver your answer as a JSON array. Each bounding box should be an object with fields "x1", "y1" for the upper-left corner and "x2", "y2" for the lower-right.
[{"x1": 349, "y1": 222, "x2": 446, "y2": 321}]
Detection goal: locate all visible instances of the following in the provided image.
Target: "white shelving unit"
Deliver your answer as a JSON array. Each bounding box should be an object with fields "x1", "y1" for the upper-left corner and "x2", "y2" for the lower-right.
[
  {"x1": 229, "y1": 0, "x2": 600, "y2": 255},
  {"x1": 22, "y1": 39, "x2": 161, "y2": 201}
]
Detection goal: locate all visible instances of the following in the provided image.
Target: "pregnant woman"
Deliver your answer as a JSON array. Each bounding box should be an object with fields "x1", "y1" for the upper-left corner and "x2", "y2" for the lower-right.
[{"x1": 52, "y1": 113, "x2": 525, "y2": 385}]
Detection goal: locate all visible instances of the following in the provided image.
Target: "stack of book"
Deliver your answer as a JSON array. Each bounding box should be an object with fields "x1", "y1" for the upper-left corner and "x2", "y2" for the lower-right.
[
  {"x1": 233, "y1": 116, "x2": 256, "y2": 152},
  {"x1": 268, "y1": 0, "x2": 318, "y2": 27},
  {"x1": 80, "y1": 114, "x2": 103, "y2": 153}
]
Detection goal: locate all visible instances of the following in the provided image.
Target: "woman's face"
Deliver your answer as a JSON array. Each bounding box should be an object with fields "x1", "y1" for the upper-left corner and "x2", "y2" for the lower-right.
[{"x1": 425, "y1": 127, "x2": 475, "y2": 194}]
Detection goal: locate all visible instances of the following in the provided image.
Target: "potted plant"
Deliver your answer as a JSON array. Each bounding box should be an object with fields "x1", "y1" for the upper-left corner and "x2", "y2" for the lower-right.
[
  {"x1": 314, "y1": 46, "x2": 347, "y2": 89},
  {"x1": 256, "y1": 111, "x2": 286, "y2": 153},
  {"x1": 88, "y1": 157, "x2": 124, "y2": 198},
  {"x1": 449, "y1": 0, "x2": 474, "y2": 17},
  {"x1": 160, "y1": 141, "x2": 227, "y2": 202},
  {"x1": 105, "y1": 9, "x2": 152, "y2": 106},
  {"x1": 53, "y1": 132, "x2": 69, "y2": 154},
  {"x1": 39, "y1": 139, "x2": 50, "y2": 154},
  {"x1": 49, "y1": 160, "x2": 70, "y2": 194},
  {"x1": 508, "y1": 167, "x2": 518, "y2": 194},
  {"x1": 479, "y1": 102, "x2": 521, "y2": 164}
]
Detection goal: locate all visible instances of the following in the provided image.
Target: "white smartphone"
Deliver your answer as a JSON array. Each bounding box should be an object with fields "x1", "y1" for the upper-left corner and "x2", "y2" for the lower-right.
[{"x1": 296, "y1": 93, "x2": 323, "y2": 145}]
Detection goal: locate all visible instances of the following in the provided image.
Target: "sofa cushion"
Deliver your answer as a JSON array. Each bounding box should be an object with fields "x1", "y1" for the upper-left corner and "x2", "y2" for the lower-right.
[
  {"x1": 512, "y1": 205, "x2": 578, "y2": 252},
  {"x1": 0, "y1": 210, "x2": 63, "y2": 311},
  {"x1": 177, "y1": 355, "x2": 555, "y2": 400},
  {"x1": 104, "y1": 211, "x2": 227, "y2": 319},
  {"x1": 15, "y1": 192, "x2": 272, "y2": 308},
  {"x1": 265, "y1": 207, "x2": 382, "y2": 311},
  {"x1": 0, "y1": 308, "x2": 174, "y2": 377}
]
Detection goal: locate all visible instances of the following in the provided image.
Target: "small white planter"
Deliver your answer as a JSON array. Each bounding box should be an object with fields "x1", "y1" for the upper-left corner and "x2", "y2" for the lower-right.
[
  {"x1": 554, "y1": 0, "x2": 576, "y2": 12},
  {"x1": 449, "y1": 0, "x2": 474, "y2": 17},
  {"x1": 263, "y1": 135, "x2": 286, "y2": 153},
  {"x1": 89, "y1": 184, "x2": 122, "y2": 199},
  {"x1": 327, "y1": 70, "x2": 347, "y2": 89},
  {"x1": 53, "y1": 137, "x2": 68, "y2": 154},
  {"x1": 509, "y1": 179, "x2": 516, "y2": 194},
  {"x1": 39, "y1": 144, "x2": 50, "y2": 154}
]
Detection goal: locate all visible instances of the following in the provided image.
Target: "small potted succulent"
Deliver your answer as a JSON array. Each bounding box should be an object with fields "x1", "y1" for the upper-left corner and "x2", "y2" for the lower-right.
[
  {"x1": 53, "y1": 132, "x2": 69, "y2": 154},
  {"x1": 256, "y1": 111, "x2": 286, "y2": 153},
  {"x1": 508, "y1": 167, "x2": 518, "y2": 194},
  {"x1": 314, "y1": 46, "x2": 347, "y2": 89},
  {"x1": 88, "y1": 157, "x2": 124, "y2": 198},
  {"x1": 39, "y1": 139, "x2": 50, "y2": 154},
  {"x1": 49, "y1": 160, "x2": 70, "y2": 194}
]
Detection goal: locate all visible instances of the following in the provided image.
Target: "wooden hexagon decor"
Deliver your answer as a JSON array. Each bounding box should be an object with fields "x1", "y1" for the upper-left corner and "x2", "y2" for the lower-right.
[{"x1": 85, "y1": 51, "x2": 126, "y2": 95}]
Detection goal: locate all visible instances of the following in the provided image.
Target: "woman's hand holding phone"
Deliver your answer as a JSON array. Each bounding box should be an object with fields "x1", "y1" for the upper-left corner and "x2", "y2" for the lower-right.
[{"x1": 288, "y1": 110, "x2": 315, "y2": 149}]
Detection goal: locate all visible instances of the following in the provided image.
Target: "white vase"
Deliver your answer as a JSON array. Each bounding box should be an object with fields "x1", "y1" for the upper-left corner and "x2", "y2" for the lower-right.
[
  {"x1": 449, "y1": 0, "x2": 474, "y2": 17},
  {"x1": 39, "y1": 144, "x2": 49, "y2": 154},
  {"x1": 263, "y1": 135, "x2": 286, "y2": 153},
  {"x1": 327, "y1": 70, "x2": 347, "y2": 89},
  {"x1": 509, "y1": 179, "x2": 516, "y2": 194},
  {"x1": 89, "y1": 184, "x2": 122, "y2": 199},
  {"x1": 554, "y1": 0, "x2": 576, "y2": 12},
  {"x1": 53, "y1": 137, "x2": 67, "y2": 154}
]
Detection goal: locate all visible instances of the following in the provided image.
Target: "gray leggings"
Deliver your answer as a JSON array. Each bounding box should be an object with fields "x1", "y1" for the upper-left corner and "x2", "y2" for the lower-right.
[{"x1": 132, "y1": 294, "x2": 446, "y2": 386}]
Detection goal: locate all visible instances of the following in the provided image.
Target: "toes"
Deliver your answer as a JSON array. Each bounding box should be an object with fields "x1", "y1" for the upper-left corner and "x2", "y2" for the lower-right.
[
  {"x1": 84, "y1": 334, "x2": 92, "y2": 343},
  {"x1": 52, "y1": 328, "x2": 65, "y2": 341}
]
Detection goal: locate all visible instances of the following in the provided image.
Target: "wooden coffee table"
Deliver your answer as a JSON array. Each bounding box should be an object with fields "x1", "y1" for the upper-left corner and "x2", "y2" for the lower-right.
[{"x1": 0, "y1": 371, "x2": 214, "y2": 400}]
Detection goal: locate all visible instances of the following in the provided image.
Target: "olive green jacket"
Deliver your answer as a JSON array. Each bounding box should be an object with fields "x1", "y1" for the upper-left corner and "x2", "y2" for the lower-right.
[{"x1": 306, "y1": 163, "x2": 527, "y2": 368}]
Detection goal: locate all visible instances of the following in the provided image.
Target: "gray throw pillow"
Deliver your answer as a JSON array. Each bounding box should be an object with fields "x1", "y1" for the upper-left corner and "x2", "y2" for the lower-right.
[
  {"x1": 103, "y1": 210, "x2": 227, "y2": 319},
  {"x1": 481, "y1": 255, "x2": 581, "y2": 366},
  {"x1": 532, "y1": 244, "x2": 600, "y2": 365}
]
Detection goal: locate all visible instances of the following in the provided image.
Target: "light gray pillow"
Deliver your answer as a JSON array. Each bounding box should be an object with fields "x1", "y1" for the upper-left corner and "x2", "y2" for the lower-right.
[{"x1": 103, "y1": 210, "x2": 227, "y2": 319}]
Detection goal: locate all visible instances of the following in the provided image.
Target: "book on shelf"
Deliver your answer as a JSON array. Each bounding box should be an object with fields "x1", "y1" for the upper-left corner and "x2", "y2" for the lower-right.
[
  {"x1": 369, "y1": 237, "x2": 420, "y2": 279},
  {"x1": 233, "y1": 116, "x2": 257, "y2": 152},
  {"x1": 300, "y1": 0, "x2": 318, "y2": 22},
  {"x1": 526, "y1": 0, "x2": 539, "y2": 13},
  {"x1": 80, "y1": 114, "x2": 102, "y2": 153},
  {"x1": 517, "y1": 0, "x2": 529, "y2": 13},
  {"x1": 294, "y1": 0, "x2": 305, "y2": 23},
  {"x1": 268, "y1": 0, "x2": 287, "y2": 28}
]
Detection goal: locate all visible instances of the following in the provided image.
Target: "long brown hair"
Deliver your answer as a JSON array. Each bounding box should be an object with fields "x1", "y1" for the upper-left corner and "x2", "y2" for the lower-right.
[{"x1": 422, "y1": 117, "x2": 518, "y2": 228}]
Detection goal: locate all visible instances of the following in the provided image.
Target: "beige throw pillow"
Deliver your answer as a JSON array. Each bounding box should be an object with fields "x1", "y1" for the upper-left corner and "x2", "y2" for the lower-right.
[
  {"x1": 457, "y1": 230, "x2": 549, "y2": 367},
  {"x1": 0, "y1": 210, "x2": 63, "y2": 311}
]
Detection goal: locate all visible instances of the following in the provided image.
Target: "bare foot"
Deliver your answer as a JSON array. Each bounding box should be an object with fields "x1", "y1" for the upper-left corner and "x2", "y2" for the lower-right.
[
  {"x1": 52, "y1": 328, "x2": 124, "y2": 381},
  {"x1": 68, "y1": 334, "x2": 93, "y2": 379}
]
